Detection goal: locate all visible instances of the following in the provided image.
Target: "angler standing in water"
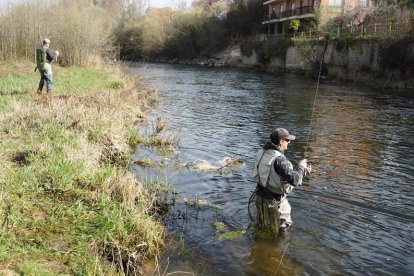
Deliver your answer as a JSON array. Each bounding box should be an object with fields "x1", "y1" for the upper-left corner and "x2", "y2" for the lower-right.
[
  {"x1": 251, "y1": 128, "x2": 310, "y2": 233},
  {"x1": 36, "y1": 38, "x2": 59, "y2": 94}
]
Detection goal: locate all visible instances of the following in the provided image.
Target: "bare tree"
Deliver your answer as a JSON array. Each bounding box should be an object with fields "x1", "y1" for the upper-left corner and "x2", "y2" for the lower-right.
[
  {"x1": 0, "y1": 0, "x2": 115, "y2": 65},
  {"x1": 123, "y1": 0, "x2": 148, "y2": 20}
]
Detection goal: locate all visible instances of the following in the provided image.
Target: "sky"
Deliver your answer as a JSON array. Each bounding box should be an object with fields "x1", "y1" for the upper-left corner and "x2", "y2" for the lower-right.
[
  {"x1": 1, "y1": 0, "x2": 193, "y2": 10},
  {"x1": 149, "y1": 0, "x2": 193, "y2": 9}
]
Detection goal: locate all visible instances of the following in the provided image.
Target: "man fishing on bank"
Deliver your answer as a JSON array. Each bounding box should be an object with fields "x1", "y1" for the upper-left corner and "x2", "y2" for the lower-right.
[
  {"x1": 36, "y1": 38, "x2": 59, "y2": 94},
  {"x1": 251, "y1": 128, "x2": 310, "y2": 232}
]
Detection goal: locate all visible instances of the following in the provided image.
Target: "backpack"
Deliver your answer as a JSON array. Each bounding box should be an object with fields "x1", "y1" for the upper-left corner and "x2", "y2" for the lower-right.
[{"x1": 36, "y1": 48, "x2": 47, "y2": 72}]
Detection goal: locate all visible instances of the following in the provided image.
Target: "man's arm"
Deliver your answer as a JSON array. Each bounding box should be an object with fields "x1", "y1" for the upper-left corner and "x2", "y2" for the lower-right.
[{"x1": 274, "y1": 156, "x2": 305, "y2": 187}]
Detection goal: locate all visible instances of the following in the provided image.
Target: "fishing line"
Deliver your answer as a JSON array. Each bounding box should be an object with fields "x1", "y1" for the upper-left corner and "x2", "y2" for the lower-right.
[
  {"x1": 249, "y1": 35, "x2": 330, "y2": 223},
  {"x1": 304, "y1": 34, "x2": 329, "y2": 157}
]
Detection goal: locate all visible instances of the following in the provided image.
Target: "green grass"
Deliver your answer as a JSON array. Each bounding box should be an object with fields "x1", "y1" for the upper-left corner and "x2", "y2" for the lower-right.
[
  {"x1": 0, "y1": 61, "x2": 165, "y2": 274},
  {"x1": 0, "y1": 61, "x2": 122, "y2": 96}
]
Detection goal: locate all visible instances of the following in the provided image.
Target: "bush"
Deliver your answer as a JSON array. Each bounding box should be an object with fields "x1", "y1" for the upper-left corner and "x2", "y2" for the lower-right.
[
  {"x1": 240, "y1": 40, "x2": 262, "y2": 57},
  {"x1": 262, "y1": 38, "x2": 293, "y2": 63},
  {"x1": 380, "y1": 35, "x2": 414, "y2": 80},
  {"x1": 287, "y1": 19, "x2": 301, "y2": 33}
]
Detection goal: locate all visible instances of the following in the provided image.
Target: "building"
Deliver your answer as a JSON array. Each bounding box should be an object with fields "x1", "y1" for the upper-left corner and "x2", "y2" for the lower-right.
[{"x1": 262, "y1": 0, "x2": 371, "y2": 35}]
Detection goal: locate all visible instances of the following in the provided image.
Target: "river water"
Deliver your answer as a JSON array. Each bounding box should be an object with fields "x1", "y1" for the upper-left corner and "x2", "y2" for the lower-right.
[{"x1": 124, "y1": 63, "x2": 414, "y2": 275}]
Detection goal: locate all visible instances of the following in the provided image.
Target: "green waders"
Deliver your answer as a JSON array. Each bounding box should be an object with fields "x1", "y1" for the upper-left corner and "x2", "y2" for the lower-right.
[{"x1": 255, "y1": 187, "x2": 281, "y2": 236}]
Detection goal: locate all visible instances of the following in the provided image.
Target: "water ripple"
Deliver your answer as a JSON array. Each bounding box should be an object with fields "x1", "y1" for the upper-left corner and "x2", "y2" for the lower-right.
[{"x1": 126, "y1": 63, "x2": 414, "y2": 275}]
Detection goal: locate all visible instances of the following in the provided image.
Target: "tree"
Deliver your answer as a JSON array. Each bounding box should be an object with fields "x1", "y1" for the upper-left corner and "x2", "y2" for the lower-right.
[
  {"x1": 288, "y1": 19, "x2": 301, "y2": 33},
  {"x1": 373, "y1": 0, "x2": 414, "y2": 8},
  {"x1": 93, "y1": 0, "x2": 148, "y2": 19}
]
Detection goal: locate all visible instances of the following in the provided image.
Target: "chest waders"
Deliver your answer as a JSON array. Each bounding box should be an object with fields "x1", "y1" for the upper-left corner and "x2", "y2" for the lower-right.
[
  {"x1": 36, "y1": 48, "x2": 53, "y2": 93},
  {"x1": 250, "y1": 149, "x2": 292, "y2": 234},
  {"x1": 36, "y1": 48, "x2": 47, "y2": 73}
]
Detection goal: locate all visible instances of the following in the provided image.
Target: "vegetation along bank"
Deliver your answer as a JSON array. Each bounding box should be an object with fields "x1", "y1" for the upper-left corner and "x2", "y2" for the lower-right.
[
  {"x1": 0, "y1": 62, "x2": 167, "y2": 274},
  {"x1": 1, "y1": 0, "x2": 172, "y2": 273}
]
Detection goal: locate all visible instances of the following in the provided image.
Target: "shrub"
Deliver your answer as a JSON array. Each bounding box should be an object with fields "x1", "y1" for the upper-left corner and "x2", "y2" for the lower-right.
[
  {"x1": 380, "y1": 35, "x2": 414, "y2": 80},
  {"x1": 262, "y1": 38, "x2": 293, "y2": 63},
  {"x1": 240, "y1": 40, "x2": 262, "y2": 57}
]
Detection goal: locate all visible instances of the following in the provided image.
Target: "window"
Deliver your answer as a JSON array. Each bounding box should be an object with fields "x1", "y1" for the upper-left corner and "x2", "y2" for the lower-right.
[{"x1": 359, "y1": 0, "x2": 368, "y2": 6}]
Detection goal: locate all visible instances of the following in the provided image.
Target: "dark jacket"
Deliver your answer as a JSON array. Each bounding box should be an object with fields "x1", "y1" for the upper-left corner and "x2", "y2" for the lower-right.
[
  {"x1": 263, "y1": 141, "x2": 305, "y2": 188},
  {"x1": 45, "y1": 48, "x2": 58, "y2": 63}
]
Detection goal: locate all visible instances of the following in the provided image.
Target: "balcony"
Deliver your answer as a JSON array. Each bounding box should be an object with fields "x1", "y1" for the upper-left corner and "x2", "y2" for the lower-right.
[
  {"x1": 263, "y1": 0, "x2": 281, "y2": 4},
  {"x1": 262, "y1": 6, "x2": 315, "y2": 23}
]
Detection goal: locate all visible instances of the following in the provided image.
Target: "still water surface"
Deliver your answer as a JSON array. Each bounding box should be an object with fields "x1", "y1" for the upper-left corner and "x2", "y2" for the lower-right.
[{"x1": 124, "y1": 63, "x2": 414, "y2": 275}]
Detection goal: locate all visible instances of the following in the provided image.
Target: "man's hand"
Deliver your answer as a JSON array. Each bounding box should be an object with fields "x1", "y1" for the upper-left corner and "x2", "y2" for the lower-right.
[
  {"x1": 298, "y1": 159, "x2": 311, "y2": 176},
  {"x1": 305, "y1": 164, "x2": 312, "y2": 176},
  {"x1": 55, "y1": 50, "x2": 59, "y2": 56},
  {"x1": 298, "y1": 159, "x2": 307, "y2": 168}
]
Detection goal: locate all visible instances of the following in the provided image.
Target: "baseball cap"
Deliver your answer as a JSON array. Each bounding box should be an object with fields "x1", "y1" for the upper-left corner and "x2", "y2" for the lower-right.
[{"x1": 270, "y1": 128, "x2": 296, "y2": 143}]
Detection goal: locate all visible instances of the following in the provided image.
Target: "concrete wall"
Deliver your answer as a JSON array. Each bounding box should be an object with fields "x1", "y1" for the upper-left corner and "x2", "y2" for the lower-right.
[
  {"x1": 285, "y1": 46, "x2": 304, "y2": 70},
  {"x1": 325, "y1": 41, "x2": 380, "y2": 72},
  {"x1": 241, "y1": 50, "x2": 259, "y2": 65},
  {"x1": 241, "y1": 40, "x2": 384, "y2": 74}
]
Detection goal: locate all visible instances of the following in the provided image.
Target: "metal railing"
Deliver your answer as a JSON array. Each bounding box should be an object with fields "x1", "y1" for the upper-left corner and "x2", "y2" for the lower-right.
[
  {"x1": 334, "y1": 22, "x2": 403, "y2": 37},
  {"x1": 263, "y1": 6, "x2": 315, "y2": 22},
  {"x1": 265, "y1": 22, "x2": 409, "y2": 39},
  {"x1": 266, "y1": 30, "x2": 320, "y2": 39},
  {"x1": 263, "y1": 0, "x2": 282, "y2": 4}
]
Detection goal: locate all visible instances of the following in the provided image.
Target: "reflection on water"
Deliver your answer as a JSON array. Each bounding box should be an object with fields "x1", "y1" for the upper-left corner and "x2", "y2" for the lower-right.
[{"x1": 124, "y1": 63, "x2": 414, "y2": 275}]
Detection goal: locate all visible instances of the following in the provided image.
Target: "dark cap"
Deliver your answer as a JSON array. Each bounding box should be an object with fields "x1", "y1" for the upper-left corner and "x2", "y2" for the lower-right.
[{"x1": 270, "y1": 128, "x2": 296, "y2": 143}]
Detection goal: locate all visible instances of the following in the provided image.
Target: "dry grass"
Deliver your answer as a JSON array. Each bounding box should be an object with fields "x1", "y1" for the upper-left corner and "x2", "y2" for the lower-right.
[
  {"x1": 0, "y1": 64, "x2": 166, "y2": 274},
  {"x1": 155, "y1": 115, "x2": 167, "y2": 133},
  {"x1": 1, "y1": 75, "x2": 156, "y2": 164}
]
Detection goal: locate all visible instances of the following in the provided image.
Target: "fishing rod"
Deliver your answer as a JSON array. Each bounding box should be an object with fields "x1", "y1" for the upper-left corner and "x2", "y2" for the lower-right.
[
  {"x1": 248, "y1": 34, "x2": 330, "y2": 220},
  {"x1": 304, "y1": 33, "x2": 330, "y2": 159}
]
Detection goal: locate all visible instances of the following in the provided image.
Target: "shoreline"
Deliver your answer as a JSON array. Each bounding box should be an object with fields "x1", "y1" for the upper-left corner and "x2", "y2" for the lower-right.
[
  {"x1": 141, "y1": 35, "x2": 414, "y2": 94},
  {"x1": 133, "y1": 57, "x2": 414, "y2": 94},
  {"x1": 0, "y1": 62, "x2": 166, "y2": 274}
]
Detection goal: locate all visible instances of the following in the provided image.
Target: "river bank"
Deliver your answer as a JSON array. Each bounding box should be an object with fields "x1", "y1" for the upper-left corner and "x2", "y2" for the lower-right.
[
  {"x1": 0, "y1": 62, "x2": 165, "y2": 274},
  {"x1": 151, "y1": 36, "x2": 414, "y2": 92}
]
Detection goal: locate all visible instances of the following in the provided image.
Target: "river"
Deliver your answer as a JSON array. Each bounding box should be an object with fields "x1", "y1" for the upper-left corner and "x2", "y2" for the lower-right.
[{"x1": 124, "y1": 63, "x2": 414, "y2": 275}]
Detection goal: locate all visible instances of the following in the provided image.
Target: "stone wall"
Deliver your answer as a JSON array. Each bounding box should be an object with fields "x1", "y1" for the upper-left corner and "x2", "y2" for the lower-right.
[
  {"x1": 241, "y1": 40, "x2": 384, "y2": 75},
  {"x1": 325, "y1": 41, "x2": 381, "y2": 72}
]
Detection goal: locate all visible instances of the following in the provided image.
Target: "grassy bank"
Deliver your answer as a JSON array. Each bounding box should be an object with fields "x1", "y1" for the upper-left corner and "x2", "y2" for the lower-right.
[{"x1": 0, "y1": 62, "x2": 165, "y2": 274}]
